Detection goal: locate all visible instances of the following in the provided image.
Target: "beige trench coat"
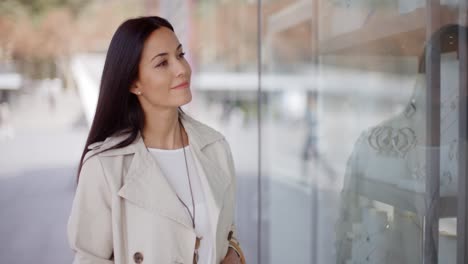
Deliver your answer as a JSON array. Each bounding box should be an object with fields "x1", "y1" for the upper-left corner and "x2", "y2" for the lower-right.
[{"x1": 67, "y1": 113, "x2": 238, "y2": 264}]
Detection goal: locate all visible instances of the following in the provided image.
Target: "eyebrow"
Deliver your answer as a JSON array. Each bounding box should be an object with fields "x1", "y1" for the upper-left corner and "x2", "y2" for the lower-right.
[{"x1": 150, "y1": 44, "x2": 183, "y2": 62}]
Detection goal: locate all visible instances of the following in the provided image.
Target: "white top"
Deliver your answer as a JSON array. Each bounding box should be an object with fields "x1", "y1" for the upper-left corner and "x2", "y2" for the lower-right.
[{"x1": 148, "y1": 145, "x2": 214, "y2": 264}]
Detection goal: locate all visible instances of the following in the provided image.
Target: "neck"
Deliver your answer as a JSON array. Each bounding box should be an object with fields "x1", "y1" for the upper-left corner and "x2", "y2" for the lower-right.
[{"x1": 141, "y1": 107, "x2": 187, "y2": 149}]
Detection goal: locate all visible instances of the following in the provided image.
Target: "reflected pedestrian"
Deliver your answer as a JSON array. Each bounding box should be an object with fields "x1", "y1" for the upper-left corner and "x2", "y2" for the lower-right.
[{"x1": 300, "y1": 92, "x2": 319, "y2": 183}]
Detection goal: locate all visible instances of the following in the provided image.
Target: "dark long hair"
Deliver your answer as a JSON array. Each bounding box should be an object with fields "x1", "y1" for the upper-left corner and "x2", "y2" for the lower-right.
[{"x1": 76, "y1": 16, "x2": 175, "y2": 181}]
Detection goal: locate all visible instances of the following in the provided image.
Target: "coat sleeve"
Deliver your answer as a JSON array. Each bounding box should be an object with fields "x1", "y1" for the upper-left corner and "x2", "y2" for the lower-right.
[
  {"x1": 67, "y1": 155, "x2": 114, "y2": 264},
  {"x1": 221, "y1": 139, "x2": 243, "y2": 243},
  {"x1": 220, "y1": 139, "x2": 236, "y2": 231},
  {"x1": 221, "y1": 138, "x2": 247, "y2": 264}
]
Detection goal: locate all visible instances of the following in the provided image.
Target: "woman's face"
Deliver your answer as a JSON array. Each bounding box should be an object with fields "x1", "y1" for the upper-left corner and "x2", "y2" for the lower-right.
[{"x1": 131, "y1": 27, "x2": 192, "y2": 110}]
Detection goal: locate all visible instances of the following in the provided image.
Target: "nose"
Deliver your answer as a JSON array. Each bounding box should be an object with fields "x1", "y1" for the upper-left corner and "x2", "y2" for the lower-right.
[{"x1": 174, "y1": 59, "x2": 189, "y2": 78}]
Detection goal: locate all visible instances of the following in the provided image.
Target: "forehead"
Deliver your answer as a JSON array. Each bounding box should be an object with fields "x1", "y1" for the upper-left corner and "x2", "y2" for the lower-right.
[{"x1": 141, "y1": 27, "x2": 180, "y2": 57}]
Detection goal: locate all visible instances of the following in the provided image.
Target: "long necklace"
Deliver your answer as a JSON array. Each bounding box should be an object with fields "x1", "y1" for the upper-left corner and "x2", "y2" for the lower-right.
[{"x1": 177, "y1": 118, "x2": 202, "y2": 264}]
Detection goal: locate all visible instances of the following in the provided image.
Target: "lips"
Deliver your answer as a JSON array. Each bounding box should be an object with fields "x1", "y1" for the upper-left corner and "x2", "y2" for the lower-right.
[{"x1": 171, "y1": 82, "x2": 189, "y2": 89}]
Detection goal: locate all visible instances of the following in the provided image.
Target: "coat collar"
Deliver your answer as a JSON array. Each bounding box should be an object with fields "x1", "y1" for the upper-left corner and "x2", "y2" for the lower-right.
[
  {"x1": 87, "y1": 112, "x2": 224, "y2": 156},
  {"x1": 89, "y1": 112, "x2": 231, "y2": 231}
]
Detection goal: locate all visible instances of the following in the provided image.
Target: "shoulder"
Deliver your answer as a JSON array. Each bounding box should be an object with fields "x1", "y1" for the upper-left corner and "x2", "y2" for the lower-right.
[
  {"x1": 180, "y1": 112, "x2": 226, "y2": 149},
  {"x1": 77, "y1": 153, "x2": 110, "y2": 192},
  {"x1": 182, "y1": 112, "x2": 223, "y2": 137},
  {"x1": 181, "y1": 113, "x2": 234, "y2": 161},
  {"x1": 84, "y1": 132, "x2": 137, "y2": 162}
]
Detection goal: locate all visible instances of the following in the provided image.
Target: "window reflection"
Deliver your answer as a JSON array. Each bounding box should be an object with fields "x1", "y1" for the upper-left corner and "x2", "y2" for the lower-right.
[
  {"x1": 336, "y1": 24, "x2": 466, "y2": 264},
  {"x1": 168, "y1": 0, "x2": 468, "y2": 262},
  {"x1": 260, "y1": 0, "x2": 466, "y2": 264}
]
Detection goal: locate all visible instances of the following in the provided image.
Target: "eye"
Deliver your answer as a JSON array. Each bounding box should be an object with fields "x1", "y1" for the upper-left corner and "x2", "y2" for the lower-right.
[
  {"x1": 178, "y1": 52, "x2": 186, "y2": 59},
  {"x1": 156, "y1": 60, "x2": 168, "y2": 68}
]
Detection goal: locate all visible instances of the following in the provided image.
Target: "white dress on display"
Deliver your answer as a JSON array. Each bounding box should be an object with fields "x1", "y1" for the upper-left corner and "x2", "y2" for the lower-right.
[{"x1": 336, "y1": 55, "x2": 459, "y2": 264}]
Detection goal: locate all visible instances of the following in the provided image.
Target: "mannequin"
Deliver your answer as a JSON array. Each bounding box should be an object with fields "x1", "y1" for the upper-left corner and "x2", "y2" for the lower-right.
[{"x1": 336, "y1": 24, "x2": 465, "y2": 264}]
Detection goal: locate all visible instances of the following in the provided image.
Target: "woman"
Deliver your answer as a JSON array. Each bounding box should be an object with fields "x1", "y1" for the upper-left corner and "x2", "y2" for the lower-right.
[{"x1": 67, "y1": 16, "x2": 245, "y2": 264}]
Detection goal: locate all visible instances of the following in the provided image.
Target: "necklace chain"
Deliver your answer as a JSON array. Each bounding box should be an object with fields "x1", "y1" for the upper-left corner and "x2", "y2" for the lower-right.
[
  {"x1": 177, "y1": 117, "x2": 196, "y2": 229},
  {"x1": 177, "y1": 118, "x2": 202, "y2": 264}
]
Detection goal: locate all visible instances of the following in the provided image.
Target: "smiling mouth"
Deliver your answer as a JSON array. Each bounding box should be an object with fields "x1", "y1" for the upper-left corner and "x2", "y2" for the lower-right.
[{"x1": 171, "y1": 82, "x2": 189, "y2": 89}]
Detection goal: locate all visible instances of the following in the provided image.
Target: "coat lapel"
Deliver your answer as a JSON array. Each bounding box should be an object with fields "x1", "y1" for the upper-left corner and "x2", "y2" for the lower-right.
[
  {"x1": 101, "y1": 112, "x2": 231, "y2": 234},
  {"x1": 181, "y1": 114, "x2": 232, "y2": 259},
  {"x1": 116, "y1": 136, "x2": 194, "y2": 229},
  {"x1": 188, "y1": 145, "x2": 231, "y2": 259},
  {"x1": 180, "y1": 114, "x2": 232, "y2": 211}
]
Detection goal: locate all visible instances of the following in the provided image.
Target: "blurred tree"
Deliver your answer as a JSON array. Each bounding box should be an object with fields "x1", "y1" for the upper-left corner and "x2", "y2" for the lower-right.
[
  {"x1": 0, "y1": 0, "x2": 91, "y2": 19},
  {"x1": 0, "y1": 0, "x2": 146, "y2": 81},
  {"x1": 0, "y1": 0, "x2": 90, "y2": 79}
]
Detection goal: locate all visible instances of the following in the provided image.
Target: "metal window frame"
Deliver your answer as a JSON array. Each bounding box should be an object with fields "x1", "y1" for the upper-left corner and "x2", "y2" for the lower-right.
[
  {"x1": 424, "y1": 1, "x2": 441, "y2": 263},
  {"x1": 457, "y1": 2, "x2": 468, "y2": 264},
  {"x1": 425, "y1": 2, "x2": 468, "y2": 264}
]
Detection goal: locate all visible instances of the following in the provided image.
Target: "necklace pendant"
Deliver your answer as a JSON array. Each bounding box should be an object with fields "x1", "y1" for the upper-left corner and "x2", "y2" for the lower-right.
[
  {"x1": 195, "y1": 236, "x2": 202, "y2": 249},
  {"x1": 193, "y1": 236, "x2": 202, "y2": 264}
]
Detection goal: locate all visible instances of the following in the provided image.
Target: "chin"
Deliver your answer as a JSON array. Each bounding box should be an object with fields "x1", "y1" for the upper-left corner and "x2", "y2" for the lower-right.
[{"x1": 177, "y1": 94, "x2": 192, "y2": 106}]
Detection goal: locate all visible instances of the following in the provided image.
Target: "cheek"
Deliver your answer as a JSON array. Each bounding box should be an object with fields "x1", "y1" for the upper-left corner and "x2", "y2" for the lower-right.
[{"x1": 141, "y1": 71, "x2": 170, "y2": 90}]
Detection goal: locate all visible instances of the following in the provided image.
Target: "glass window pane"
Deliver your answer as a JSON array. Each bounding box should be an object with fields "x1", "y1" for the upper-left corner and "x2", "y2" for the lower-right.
[{"x1": 261, "y1": 0, "x2": 467, "y2": 264}]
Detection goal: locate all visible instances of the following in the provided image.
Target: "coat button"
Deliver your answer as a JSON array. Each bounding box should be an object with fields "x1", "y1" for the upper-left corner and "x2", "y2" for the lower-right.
[{"x1": 133, "y1": 252, "x2": 144, "y2": 263}]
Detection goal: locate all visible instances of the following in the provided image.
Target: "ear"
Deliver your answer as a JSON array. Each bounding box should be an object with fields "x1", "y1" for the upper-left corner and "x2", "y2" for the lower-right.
[{"x1": 130, "y1": 81, "x2": 141, "y2": 95}]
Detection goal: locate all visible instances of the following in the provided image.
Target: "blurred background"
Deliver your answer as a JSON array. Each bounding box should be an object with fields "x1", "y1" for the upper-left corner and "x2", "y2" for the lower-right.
[{"x1": 0, "y1": 0, "x2": 467, "y2": 263}]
